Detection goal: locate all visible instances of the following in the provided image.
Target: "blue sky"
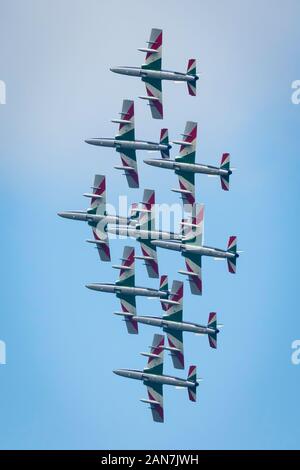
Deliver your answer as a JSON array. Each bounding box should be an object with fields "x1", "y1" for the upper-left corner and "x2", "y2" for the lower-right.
[{"x1": 0, "y1": 0, "x2": 300, "y2": 449}]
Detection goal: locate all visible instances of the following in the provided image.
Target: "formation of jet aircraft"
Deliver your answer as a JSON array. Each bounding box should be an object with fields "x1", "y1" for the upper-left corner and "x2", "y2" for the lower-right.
[{"x1": 58, "y1": 28, "x2": 239, "y2": 422}]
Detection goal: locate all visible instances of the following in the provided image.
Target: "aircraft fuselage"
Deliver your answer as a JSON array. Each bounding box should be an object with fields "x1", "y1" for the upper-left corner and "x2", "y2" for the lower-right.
[
  {"x1": 86, "y1": 283, "x2": 169, "y2": 298},
  {"x1": 110, "y1": 66, "x2": 198, "y2": 83},
  {"x1": 57, "y1": 210, "x2": 130, "y2": 225},
  {"x1": 144, "y1": 158, "x2": 231, "y2": 177},
  {"x1": 131, "y1": 315, "x2": 218, "y2": 335},
  {"x1": 107, "y1": 225, "x2": 182, "y2": 241},
  {"x1": 85, "y1": 137, "x2": 170, "y2": 151},
  {"x1": 113, "y1": 368, "x2": 197, "y2": 389},
  {"x1": 152, "y1": 240, "x2": 238, "y2": 259}
]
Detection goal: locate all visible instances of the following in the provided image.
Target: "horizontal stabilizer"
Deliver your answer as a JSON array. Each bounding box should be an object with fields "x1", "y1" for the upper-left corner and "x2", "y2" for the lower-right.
[{"x1": 187, "y1": 81, "x2": 197, "y2": 96}]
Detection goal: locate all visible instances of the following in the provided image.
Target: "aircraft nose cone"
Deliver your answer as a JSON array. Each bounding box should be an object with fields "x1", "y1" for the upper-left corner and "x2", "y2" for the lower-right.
[
  {"x1": 57, "y1": 211, "x2": 72, "y2": 220},
  {"x1": 110, "y1": 67, "x2": 117, "y2": 73},
  {"x1": 85, "y1": 283, "x2": 97, "y2": 291},
  {"x1": 144, "y1": 159, "x2": 158, "y2": 168},
  {"x1": 113, "y1": 369, "x2": 126, "y2": 378},
  {"x1": 85, "y1": 139, "x2": 93, "y2": 145}
]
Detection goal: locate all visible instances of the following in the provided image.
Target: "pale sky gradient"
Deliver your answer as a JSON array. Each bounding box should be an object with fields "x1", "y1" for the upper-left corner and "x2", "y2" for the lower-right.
[{"x1": 0, "y1": 0, "x2": 300, "y2": 449}]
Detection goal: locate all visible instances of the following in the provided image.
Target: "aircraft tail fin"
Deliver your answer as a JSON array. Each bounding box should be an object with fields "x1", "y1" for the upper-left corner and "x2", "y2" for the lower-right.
[
  {"x1": 227, "y1": 236, "x2": 238, "y2": 273},
  {"x1": 220, "y1": 153, "x2": 231, "y2": 191},
  {"x1": 160, "y1": 128, "x2": 170, "y2": 159},
  {"x1": 187, "y1": 59, "x2": 197, "y2": 96},
  {"x1": 187, "y1": 365, "x2": 197, "y2": 402},
  {"x1": 207, "y1": 312, "x2": 218, "y2": 349}
]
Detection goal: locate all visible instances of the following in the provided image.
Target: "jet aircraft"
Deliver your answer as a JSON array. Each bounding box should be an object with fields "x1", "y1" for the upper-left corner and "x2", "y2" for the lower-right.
[
  {"x1": 114, "y1": 280, "x2": 220, "y2": 369},
  {"x1": 110, "y1": 28, "x2": 199, "y2": 119},
  {"x1": 57, "y1": 175, "x2": 138, "y2": 262},
  {"x1": 85, "y1": 100, "x2": 171, "y2": 188},
  {"x1": 145, "y1": 121, "x2": 232, "y2": 206},
  {"x1": 86, "y1": 246, "x2": 173, "y2": 329},
  {"x1": 113, "y1": 334, "x2": 200, "y2": 422},
  {"x1": 151, "y1": 205, "x2": 239, "y2": 295}
]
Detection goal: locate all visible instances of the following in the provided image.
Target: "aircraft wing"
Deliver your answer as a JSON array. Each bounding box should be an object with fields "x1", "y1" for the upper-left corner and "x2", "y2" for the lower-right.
[
  {"x1": 90, "y1": 221, "x2": 111, "y2": 262},
  {"x1": 114, "y1": 100, "x2": 139, "y2": 187},
  {"x1": 139, "y1": 30, "x2": 163, "y2": 118},
  {"x1": 140, "y1": 28, "x2": 162, "y2": 71},
  {"x1": 87, "y1": 175, "x2": 111, "y2": 261},
  {"x1": 175, "y1": 169, "x2": 195, "y2": 206},
  {"x1": 182, "y1": 252, "x2": 202, "y2": 295},
  {"x1": 142, "y1": 333, "x2": 164, "y2": 422},
  {"x1": 142, "y1": 77, "x2": 163, "y2": 119},
  {"x1": 145, "y1": 383, "x2": 164, "y2": 423},
  {"x1": 137, "y1": 189, "x2": 159, "y2": 278},
  {"x1": 117, "y1": 292, "x2": 138, "y2": 334},
  {"x1": 117, "y1": 149, "x2": 139, "y2": 188},
  {"x1": 114, "y1": 246, "x2": 138, "y2": 333},
  {"x1": 116, "y1": 246, "x2": 135, "y2": 287},
  {"x1": 165, "y1": 329, "x2": 184, "y2": 370},
  {"x1": 139, "y1": 240, "x2": 159, "y2": 278}
]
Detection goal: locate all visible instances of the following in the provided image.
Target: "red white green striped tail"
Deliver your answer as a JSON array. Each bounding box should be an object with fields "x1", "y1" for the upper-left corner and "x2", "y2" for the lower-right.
[
  {"x1": 220, "y1": 153, "x2": 231, "y2": 191},
  {"x1": 227, "y1": 236, "x2": 238, "y2": 273},
  {"x1": 186, "y1": 59, "x2": 197, "y2": 96},
  {"x1": 187, "y1": 365, "x2": 197, "y2": 402}
]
